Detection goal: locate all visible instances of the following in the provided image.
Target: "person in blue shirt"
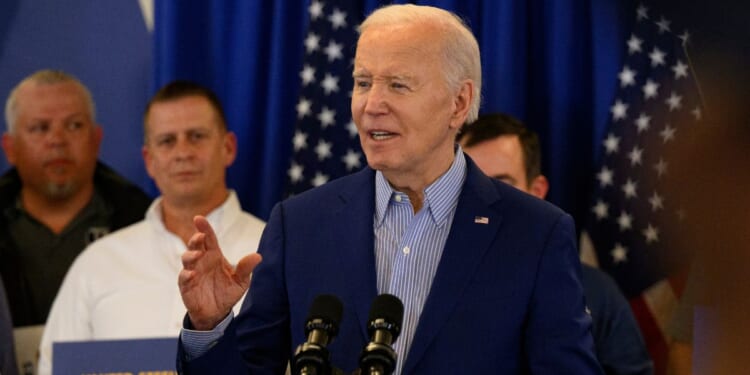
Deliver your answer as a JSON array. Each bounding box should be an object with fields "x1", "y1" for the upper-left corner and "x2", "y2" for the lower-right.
[{"x1": 459, "y1": 113, "x2": 653, "y2": 375}]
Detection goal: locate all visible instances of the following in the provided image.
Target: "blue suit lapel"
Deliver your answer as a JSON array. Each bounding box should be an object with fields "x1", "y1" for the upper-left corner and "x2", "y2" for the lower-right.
[
  {"x1": 402, "y1": 160, "x2": 505, "y2": 373},
  {"x1": 331, "y1": 168, "x2": 380, "y2": 342}
]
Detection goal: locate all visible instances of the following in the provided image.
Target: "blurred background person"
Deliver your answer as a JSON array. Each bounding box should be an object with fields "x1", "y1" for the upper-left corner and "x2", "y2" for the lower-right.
[
  {"x1": 663, "y1": 80, "x2": 750, "y2": 374},
  {"x1": 0, "y1": 70, "x2": 151, "y2": 328},
  {"x1": 1, "y1": 278, "x2": 18, "y2": 375},
  {"x1": 38, "y1": 81, "x2": 266, "y2": 374},
  {"x1": 459, "y1": 113, "x2": 653, "y2": 375}
]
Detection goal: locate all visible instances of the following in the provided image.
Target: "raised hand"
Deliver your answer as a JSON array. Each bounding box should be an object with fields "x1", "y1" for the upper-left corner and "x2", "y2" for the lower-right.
[{"x1": 178, "y1": 215, "x2": 262, "y2": 330}]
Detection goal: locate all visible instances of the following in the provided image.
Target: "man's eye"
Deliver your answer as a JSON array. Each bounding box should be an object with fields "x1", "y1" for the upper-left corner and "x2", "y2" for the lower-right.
[
  {"x1": 157, "y1": 138, "x2": 175, "y2": 146},
  {"x1": 354, "y1": 79, "x2": 371, "y2": 89},
  {"x1": 67, "y1": 121, "x2": 84, "y2": 131},
  {"x1": 28, "y1": 124, "x2": 47, "y2": 133},
  {"x1": 190, "y1": 132, "x2": 207, "y2": 141}
]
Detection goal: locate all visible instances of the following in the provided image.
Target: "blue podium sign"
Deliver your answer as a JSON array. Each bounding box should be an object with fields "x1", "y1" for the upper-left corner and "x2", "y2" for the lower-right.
[{"x1": 52, "y1": 337, "x2": 177, "y2": 375}]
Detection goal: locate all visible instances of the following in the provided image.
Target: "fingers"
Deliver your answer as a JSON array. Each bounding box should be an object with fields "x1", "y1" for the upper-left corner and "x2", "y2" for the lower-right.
[
  {"x1": 177, "y1": 268, "x2": 196, "y2": 292},
  {"x1": 181, "y1": 242, "x2": 206, "y2": 270},
  {"x1": 186, "y1": 231, "x2": 206, "y2": 253},
  {"x1": 193, "y1": 215, "x2": 221, "y2": 253},
  {"x1": 234, "y1": 253, "x2": 263, "y2": 284}
]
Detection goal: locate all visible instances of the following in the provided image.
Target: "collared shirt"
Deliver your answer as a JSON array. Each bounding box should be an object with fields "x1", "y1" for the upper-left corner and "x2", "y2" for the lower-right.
[{"x1": 373, "y1": 148, "x2": 466, "y2": 375}]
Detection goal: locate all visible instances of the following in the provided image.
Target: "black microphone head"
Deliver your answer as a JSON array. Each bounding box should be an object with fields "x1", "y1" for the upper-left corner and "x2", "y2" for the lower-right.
[
  {"x1": 305, "y1": 294, "x2": 344, "y2": 337},
  {"x1": 367, "y1": 294, "x2": 404, "y2": 342}
]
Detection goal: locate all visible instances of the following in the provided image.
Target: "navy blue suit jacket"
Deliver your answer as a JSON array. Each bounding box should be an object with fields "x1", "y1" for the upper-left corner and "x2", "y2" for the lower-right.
[{"x1": 180, "y1": 157, "x2": 603, "y2": 374}]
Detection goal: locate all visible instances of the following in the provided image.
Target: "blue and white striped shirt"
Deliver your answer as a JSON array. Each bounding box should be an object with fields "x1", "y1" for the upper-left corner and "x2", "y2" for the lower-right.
[{"x1": 373, "y1": 148, "x2": 467, "y2": 375}]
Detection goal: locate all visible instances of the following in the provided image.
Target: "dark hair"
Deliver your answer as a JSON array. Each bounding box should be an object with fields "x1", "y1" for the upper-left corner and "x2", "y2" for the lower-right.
[
  {"x1": 143, "y1": 81, "x2": 227, "y2": 142},
  {"x1": 458, "y1": 113, "x2": 542, "y2": 180}
]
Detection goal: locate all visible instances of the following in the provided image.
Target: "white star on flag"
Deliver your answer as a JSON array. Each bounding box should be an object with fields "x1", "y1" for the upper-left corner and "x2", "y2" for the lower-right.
[
  {"x1": 324, "y1": 40, "x2": 343, "y2": 62},
  {"x1": 642, "y1": 79, "x2": 660, "y2": 99},
  {"x1": 649, "y1": 192, "x2": 664, "y2": 211},
  {"x1": 627, "y1": 34, "x2": 643, "y2": 54},
  {"x1": 634, "y1": 113, "x2": 651, "y2": 133},
  {"x1": 656, "y1": 17, "x2": 671, "y2": 33},
  {"x1": 320, "y1": 73, "x2": 340, "y2": 95},
  {"x1": 300, "y1": 65, "x2": 316, "y2": 86},
  {"x1": 617, "y1": 211, "x2": 633, "y2": 231},
  {"x1": 619, "y1": 66, "x2": 637, "y2": 87},
  {"x1": 328, "y1": 8, "x2": 347, "y2": 29},
  {"x1": 317, "y1": 106, "x2": 336, "y2": 128},
  {"x1": 628, "y1": 146, "x2": 644, "y2": 166},
  {"x1": 292, "y1": 131, "x2": 308, "y2": 151},
  {"x1": 666, "y1": 92, "x2": 683, "y2": 111},
  {"x1": 660, "y1": 125, "x2": 676, "y2": 143},
  {"x1": 611, "y1": 100, "x2": 629, "y2": 121},
  {"x1": 649, "y1": 47, "x2": 666, "y2": 67},
  {"x1": 304, "y1": 33, "x2": 320, "y2": 53},
  {"x1": 672, "y1": 60, "x2": 688, "y2": 79},
  {"x1": 622, "y1": 179, "x2": 638, "y2": 199},
  {"x1": 593, "y1": 200, "x2": 610, "y2": 220},
  {"x1": 296, "y1": 98, "x2": 312, "y2": 119},
  {"x1": 314, "y1": 140, "x2": 333, "y2": 161},
  {"x1": 603, "y1": 133, "x2": 620, "y2": 154},
  {"x1": 308, "y1": 1, "x2": 324, "y2": 20},
  {"x1": 612, "y1": 243, "x2": 628, "y2": 263},
  {"x1": 597, "y1": 166, "x2": 614, "y2": 187}
]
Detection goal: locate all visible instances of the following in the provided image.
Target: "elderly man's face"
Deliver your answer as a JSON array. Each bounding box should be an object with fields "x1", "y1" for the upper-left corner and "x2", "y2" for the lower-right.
[
  {"x1": 1, "y1": 81, "x2": 101, "y2": 200},
  {"x1": 351, "y1": 22, "x2": 468, "y2": 181}
]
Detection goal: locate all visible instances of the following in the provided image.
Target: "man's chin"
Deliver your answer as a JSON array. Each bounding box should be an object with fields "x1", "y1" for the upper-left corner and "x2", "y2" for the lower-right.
[{"x1": 43, "y1": 181, "x2": 78, "y2": 199}]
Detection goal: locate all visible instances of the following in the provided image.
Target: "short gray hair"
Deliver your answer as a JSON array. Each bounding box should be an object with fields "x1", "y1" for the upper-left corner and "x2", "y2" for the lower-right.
[
  {"x1": 358, "y1": 4, "x2": 482, "y2": 123},
  {"x1": 4, "y1": 69, "x2": 96, "y2": 133}
]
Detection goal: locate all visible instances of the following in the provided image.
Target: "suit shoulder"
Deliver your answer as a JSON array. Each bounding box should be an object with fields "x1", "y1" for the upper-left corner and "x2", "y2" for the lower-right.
[{"x1": 283, "y1": 168, "x2": 373, "y2": 209}]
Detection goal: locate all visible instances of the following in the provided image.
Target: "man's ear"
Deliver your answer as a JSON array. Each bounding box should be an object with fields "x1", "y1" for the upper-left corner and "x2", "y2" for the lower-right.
[
  {"x1": 449, "y1": 80, "x2": 474, "y2": 130},
  {"x1": 529, "y1": 175, "x2": 549, "y2": 200},
  {"x1": 223, "y1": 131, "x2": 238, "y2": 167},
  {"x1": 1, "y1": 133, "x2": 16, "y2": 165}
]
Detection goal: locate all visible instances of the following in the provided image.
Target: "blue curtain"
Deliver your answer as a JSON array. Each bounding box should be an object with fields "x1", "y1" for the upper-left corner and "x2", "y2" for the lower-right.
[{"x1": 153, "y1": 0, "x2": 636, "y2": 224}]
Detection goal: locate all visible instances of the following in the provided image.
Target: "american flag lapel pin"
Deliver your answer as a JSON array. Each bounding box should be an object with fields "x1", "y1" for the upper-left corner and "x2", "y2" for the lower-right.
[{"x1": 474, "y1": 216, "x2": 489, "y2": 224}]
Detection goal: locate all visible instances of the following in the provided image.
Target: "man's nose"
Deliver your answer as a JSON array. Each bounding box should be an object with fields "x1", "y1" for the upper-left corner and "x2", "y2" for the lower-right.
[
  {"x1": 173, "y1": 137, "x2": 196, "y2": 160},
  {"x1": 46, "y1": 124, "x2": 69, "y2": 146},
  {"x1": 363, "y1": 83, "x2": 388, "y2": 115}
]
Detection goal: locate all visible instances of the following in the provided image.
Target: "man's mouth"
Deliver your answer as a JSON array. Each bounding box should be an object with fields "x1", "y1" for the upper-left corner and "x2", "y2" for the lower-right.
[{"x1": 370, "y1": 131, "x2": 396, "y2": 141}]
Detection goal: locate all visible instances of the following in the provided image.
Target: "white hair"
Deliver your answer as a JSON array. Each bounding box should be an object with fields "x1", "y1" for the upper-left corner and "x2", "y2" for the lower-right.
[
  {"x1": 358, "y1": 4, "x2": 482, "y2": 123},
  {"x1": 4, "y1": 69, "x2": 96, "y2": 133}
]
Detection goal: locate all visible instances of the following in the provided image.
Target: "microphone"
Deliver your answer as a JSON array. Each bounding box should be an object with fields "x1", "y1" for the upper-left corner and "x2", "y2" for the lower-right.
[
  {"x1": 358, "y1": 294, "x2": 404, "y2": 375},
  {"x1": 292, "y1": 294, "x2": 344, "y2": 375}
]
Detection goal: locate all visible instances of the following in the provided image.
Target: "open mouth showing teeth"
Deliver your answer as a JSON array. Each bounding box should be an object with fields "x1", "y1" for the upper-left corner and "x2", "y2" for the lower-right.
[{"x1": 371, "y1": 131, "x2": 395, "y2": 140}]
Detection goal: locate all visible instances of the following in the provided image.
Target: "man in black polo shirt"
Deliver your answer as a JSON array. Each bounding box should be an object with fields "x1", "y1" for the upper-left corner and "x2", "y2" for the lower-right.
[{"x1": 0, "y1": 70, "x2": 151, "y2": 328}]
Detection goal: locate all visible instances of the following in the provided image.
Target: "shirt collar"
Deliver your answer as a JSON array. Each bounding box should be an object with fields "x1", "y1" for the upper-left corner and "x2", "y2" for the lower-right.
[
  {"x1": 146, "y1": 190, "x2": 241, "y2": 235},
  {"x1": 374, "y1": 147, "x2": 467, "y2": 227}
]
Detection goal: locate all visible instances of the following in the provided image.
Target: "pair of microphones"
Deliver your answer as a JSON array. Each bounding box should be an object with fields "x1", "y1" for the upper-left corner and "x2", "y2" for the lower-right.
[{"x1": 292, "y1": 294, "x2": 404, "y2": 375}]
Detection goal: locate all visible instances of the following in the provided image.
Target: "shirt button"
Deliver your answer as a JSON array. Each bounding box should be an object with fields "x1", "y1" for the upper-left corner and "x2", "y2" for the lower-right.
[
  {"x1": 395, "y1": 195, "x2": 402, "y2": 202},
  {"x1": 403, "y1": 246, "x2": 410, "y2": 255}
]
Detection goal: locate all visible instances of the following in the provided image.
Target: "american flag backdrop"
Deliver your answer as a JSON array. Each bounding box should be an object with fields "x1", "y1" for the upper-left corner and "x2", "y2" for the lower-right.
[
  {"x1": 579, "y1": 4, "x2": 704, "y2": 374},
  {"x1": 286, "y1": 0, "x2": 366, "y2": 196}
]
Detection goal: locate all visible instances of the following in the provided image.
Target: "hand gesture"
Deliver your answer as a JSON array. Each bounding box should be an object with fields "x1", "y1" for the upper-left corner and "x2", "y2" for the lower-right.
[{"x1": 178, "y1": 215, "x2": 262, "y2": 330}]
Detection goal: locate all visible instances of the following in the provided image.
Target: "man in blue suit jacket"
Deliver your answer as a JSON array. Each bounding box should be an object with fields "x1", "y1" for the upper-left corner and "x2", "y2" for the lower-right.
[{"x1": 177, "y1": 4, "x2": 603, "y2": 374}]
